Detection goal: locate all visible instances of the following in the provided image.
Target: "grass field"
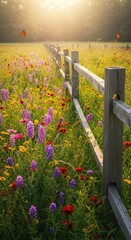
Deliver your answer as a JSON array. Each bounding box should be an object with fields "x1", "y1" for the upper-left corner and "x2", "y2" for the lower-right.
[{"x1": 0, "y1": 42, "x2": 130, "y2": 240}]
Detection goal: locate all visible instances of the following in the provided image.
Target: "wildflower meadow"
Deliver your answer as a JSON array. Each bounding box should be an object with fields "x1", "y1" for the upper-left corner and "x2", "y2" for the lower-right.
[{"x1": 0, "y1": 43, "x2": 130, "y2": 240}]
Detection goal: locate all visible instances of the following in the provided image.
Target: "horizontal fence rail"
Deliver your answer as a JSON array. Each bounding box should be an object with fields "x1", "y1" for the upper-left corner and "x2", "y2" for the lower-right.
[{"x1": 45, "y1": 43, "x2": 131, "y2": 240}]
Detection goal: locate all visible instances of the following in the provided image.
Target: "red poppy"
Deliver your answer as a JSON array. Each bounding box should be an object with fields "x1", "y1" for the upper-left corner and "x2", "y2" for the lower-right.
[
  {"x1": 59, "y1": 128, "x2": 66, "y2": 134},
  {"x1": 80, "y1": 175, "x2": 87, "y2": 181},
  {"x1": 59, "y1": 166, "x2": 68, "y2": 175},
  {"x1": 0, "y1": 106, "x2": 4, "y2": 110},
  {"x1": 123, "y1": 141, "x2": 131, "y2": 147},
  {"x1": 75, "y1": 167, "x2": 84, "y2": 173},
  {"x1": 89, "y1": 196, "x2": 102, "y2": 205},
  {"x1": 10, "y1": 181, "x2": 17, "y2": 190},
  {"x1": 63, "y1": 205, "x2": 74, "y2": 215},
  {"x1": 20, "y1": 100, "x2": 24, "y2": 104},
  {"x1": 46, "y1": 141, "x2": 53, "y2": 145}
]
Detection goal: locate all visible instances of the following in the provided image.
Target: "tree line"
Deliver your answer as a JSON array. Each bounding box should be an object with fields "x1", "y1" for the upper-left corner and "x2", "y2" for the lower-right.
[{"x1": 0, "y1": 0, "x2": 131, "y2": 42}]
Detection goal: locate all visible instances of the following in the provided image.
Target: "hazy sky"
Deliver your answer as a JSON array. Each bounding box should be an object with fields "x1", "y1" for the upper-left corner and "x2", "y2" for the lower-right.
[{"x1": 41, "y1": 0, "x2": 83, "y2": 11}]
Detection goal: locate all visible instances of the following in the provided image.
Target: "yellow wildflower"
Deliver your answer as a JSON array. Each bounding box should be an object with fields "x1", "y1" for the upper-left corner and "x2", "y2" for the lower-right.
[
  {"x1": 15, "y1": 164, "x2": 19, "y2": 168},
  {"x1": 19, "y1": 146, "x2": 26, "y2": 152},
  {"x1": 34, "y1": 120, "x2": 39, "y2": 125},
  {"x1": 123, "y1": 179, "x2": 131, "y2": 184},
  {"x1": 5, "y1": 166, "x2": 12, "y2": 169},
  {"x1": 3, "y1": 171, "x2": 9, "y2": 176},
  {"x1": 0, "y1": 177, "x2": 6, "y2": 181}
]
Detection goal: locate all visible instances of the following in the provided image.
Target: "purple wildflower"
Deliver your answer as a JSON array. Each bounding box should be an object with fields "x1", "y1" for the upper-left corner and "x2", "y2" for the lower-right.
[
  {"x1": 28, "y1": 74, "x2": 33, "y2": 82},
  {"x1": 86, "y1": 113, "x2": 93, "y2": 123},
  {"x1": 37, "y1": 124, "x2": 46, "y2": 144},
  {"x1": 1, "y1": 89, "x2": 9, "y2": 101},
  {"x1": 9, "y1": 134, "x2": 16, "y2": 146},
  {"x1": 43, "y1": 77, "x2": 47, "y2": 87},
  {"x1": 44, "y1": 114, "x2": 52, "y2": 125},
  {"x1": 16, "y1": 175, "x2": 24, "y2": 188},
  {"x1": 7, "y1": 157, "x2": 13, "y2": 166},
  {"x1": 49, "y1": 203, "x2": 57, "y2": 212},
  {"x1": 46, "y1": 144, "x2": 53, "y2": 160},
  {"x1": 53, "y1": 167, "x2": 60, "y2": 178},
  {"x1": 30, "y1": 160, "x2": 37, "y2": 171},
  {"x1": 49, "y1": 226, "x2": 55, "y2": 234},
  {"x1": 58, "y1": 192, "x2": 64, "y2": 205},
  {"x1": 87, "y1": 169, "x2": 93, "y2": 175},
  {"x1": 22, "y1": 109, "x2": 31, "y2": 121},
  {"x1": 26, "y1": 121, "x2": 34, "y2": 138},
  {"x1": 29, "y1": 205, "x2": 37, "y2": 219},
  {"x1": 35, "y1": 78, "x2": 38, "y2": 87},
  {"x1": 58, "y1": 117, "x2": 63, "y2": 125},
  {"x1": 19, "y1": 93, "x2": 23, "y2": 100},
  {"x1": 70, "y1": 179, "x2": 76, "y2": 189},
  {"x1": 24, "y1": 88, "x2": 29, "y2": 98},
  {"x1": 0, "y1": 114, "x2": 2, "y2": 126},
  {"x1": 48, "y1": 107, "x2": 54, "y2": 119}
]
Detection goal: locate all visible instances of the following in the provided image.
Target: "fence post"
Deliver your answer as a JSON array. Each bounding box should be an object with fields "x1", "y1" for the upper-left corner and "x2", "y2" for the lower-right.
[
  {"x1": 71, "y1": 51, "x2": 79, "y2": 100},
  {"x1": 57, "y1": 46, "x2": 61, "y2": 68},
  {"x1": 103, "y1": 67, "x2": 126, "y2": 196},
  {"x1": 64, "y1": 49, "x2": 70, "y2": 82}
]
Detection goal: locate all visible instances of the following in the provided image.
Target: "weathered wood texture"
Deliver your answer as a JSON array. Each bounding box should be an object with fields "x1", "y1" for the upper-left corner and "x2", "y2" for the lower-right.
[
  {"x1": 65, "y1": 55, "x2": 72, "y2": 64},
  {"x1": 103, "y1": 67, "x2": 125, "y2": 196},
  {"x1": 71, "y1": 51, "x2": 79, "y2": 100},
  {"x1": 64, "y1": 49, "x2": 70, "y2": 82},
  {"x1": 74, "y1": 63, "x2": 105, "y2": 95},
  {"x1": 113, "y1": 99, "x2": 131, "y2": 128},
  {"x1": 73, "y1": 98, "x2": 103, "y2": 173},
  {"x1": 108, "y1": 184, "x2": 131, "y2": 240}
]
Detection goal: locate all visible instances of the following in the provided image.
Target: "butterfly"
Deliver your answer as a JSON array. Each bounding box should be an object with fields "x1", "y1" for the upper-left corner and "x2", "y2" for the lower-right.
[
  {"x1": 20, "y1": 30, "x2": 26, "y2": 37},
  {"x1": 116, "y1": 33, "x2": 120, "y2": 39}
]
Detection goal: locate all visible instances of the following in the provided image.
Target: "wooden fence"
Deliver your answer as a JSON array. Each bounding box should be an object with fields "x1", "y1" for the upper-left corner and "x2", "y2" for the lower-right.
[{"x1": 44, "y1": 43, "x2": 131, "y2": 240}]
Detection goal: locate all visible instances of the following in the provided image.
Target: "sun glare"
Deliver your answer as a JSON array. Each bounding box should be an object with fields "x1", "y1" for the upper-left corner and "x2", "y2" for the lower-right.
[{"x1": 42, "y1": 0, "x2": 81, "y2": 10}]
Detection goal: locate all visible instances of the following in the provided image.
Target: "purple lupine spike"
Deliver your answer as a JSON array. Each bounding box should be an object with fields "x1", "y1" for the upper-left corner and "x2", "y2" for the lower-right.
[
  {"x1": 26, "y1": 121, "x2": 34, "y2": 138},
  {"x1": 37, "y1": 124, "x2": 46, "y2": 144},
  {"x1": 46, "y1": 144, "x2": 53, "y2": 160},
  {"x1": 7, "y1": 157, "x2": 13, "y2": 166},
  {"x1": 48, "y1": 107, "x2": 54, "y2": 119},
  {"x1": 0, "y1": 114, "x2": 2, "y2": 126},
  {"x1": 16, "y1": 175, "x2": 24, "y2": 188},
  {"x1": 29, "y1": 205, "x2": 37, "y2": 219},
  {"x1": 24, "y1": 88, "x2": 29, "y2": 98}
]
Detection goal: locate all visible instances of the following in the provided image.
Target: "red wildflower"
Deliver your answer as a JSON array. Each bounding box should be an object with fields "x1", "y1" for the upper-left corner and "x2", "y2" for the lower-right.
[
  {"x1": 0, "y1": 106, "x2": 4, "y2": 110},
  {"x1": 89, "y1": 196, "x2": 102, "y2": 205},
  {"x1": 20, "y1": 118, "x2": 28, "y2": 123},
  {"x1": 46, "y1": 141, "x2": 53, "y2": 145},
  {"x1": 61, "y1": 101, "x2": 66, "y2": 107},
  {"x1": 59, "y1": 166, "x2": 68, "y2": 175},
  {"x1": 63, "y1": 205, "x2": 74, "y2": 215},
  {"x1": 10, "y1": 181, "x2": 17, "y2": 190},
  {"x1": 1, "y1": 189, "x2": 6, "y2": 197},
  {"x1": 75, "y1": 167, "x2": 84, "y2": 173},
  {"x1": 80, "y1": 175, "x2": 87, "y2": 181},
  {"x1": 59, "y1": 128, "x2": 66, "y2": 134},
  {"x1": 20, "y1": 100, "x2": 24, "y2": 104},
  {"x1": 63, "y1": 219, "x2": 74, "y2": 230},
  {"x1": 123, "y1": 141, "x2": 131, "y2": 147}
]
